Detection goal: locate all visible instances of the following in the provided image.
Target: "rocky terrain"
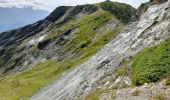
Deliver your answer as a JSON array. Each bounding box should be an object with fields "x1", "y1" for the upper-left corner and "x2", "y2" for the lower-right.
[
  {"x1": 31, "y1": 0, "x2": 170, "y2": 99},
  {"x1": 0, "y1": 1, "x2": 136, "y2": 99},
  {"x1": 0, "y1": 0, "x2": 170, "y2": 100},
  {"x1": 0, "y1": 1, "x2": 136, "y2": 74}
]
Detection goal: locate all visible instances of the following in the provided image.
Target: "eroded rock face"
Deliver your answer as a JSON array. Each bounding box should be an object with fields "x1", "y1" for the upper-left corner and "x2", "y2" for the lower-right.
[{"x1": 31, "y1": 1, "x2": 170, "y2": 100}]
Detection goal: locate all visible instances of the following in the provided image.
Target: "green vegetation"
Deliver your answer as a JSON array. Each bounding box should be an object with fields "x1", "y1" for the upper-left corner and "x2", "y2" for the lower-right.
[
  {"x1": 85, "y1": 89, "x2": 102, "y2": 100},
  {"x1": 0, "y1": 60, "x2": 60, "y2": 100},
  {"x1": 118, "y1": 82, "x2": 128, "y2": 89},
  {"x1": 149, "y1": 93, "x2": 165, "y2": 100},
  {"x1": 132, "y1": 37, "x2": 170, "y2": 86},
  {"x1": 96, "y1": 1, "x2": 136, "y2": 23},
  {"x1": 0, "y1": 10, "x2": 122, "y2": 99},
  {"x1": 85, "y1": 89, "x2": 116, "y2": 100},
  {"x1": 116, "y1": 66, "x2": 131, "y2": 77}
]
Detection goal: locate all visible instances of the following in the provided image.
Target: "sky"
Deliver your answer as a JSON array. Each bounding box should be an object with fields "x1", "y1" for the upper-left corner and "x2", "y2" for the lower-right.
[
  {"x1": 0, "y1": 0, "x2": 149, "y2": 12},
  {"x1": 0, "y1": 7, "x2": 48, "y2": 32}
]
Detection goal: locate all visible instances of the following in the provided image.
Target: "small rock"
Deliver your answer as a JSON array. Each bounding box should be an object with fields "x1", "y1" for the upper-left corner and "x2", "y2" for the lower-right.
[
  {"x1": 100, "y1": 93, "x2": 112, "y2": 100},
  {"x1": 116, "y1": 91, "x2": 121, "y2": 95},
  {"x1": 105, "y1": 81, "x2": 110, "y2": 86},
  {"x1": 143, "y1": 83, "x2": 150, "y2": 88},
  {"x1": 115, "y1": 76, "x2": 123, "y2": 84},
  {"x1": 108, "y1": 84, "x2": 114, "y2": 89}
]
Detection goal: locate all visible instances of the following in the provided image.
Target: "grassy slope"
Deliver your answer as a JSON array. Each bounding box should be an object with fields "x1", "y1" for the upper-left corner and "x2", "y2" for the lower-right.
[
  {"x1": 0, "y1": 11, "x2": 122, "y2": 99},
  {"x1": 132, "y1": 37, "x2": 170, "y2": 85}
]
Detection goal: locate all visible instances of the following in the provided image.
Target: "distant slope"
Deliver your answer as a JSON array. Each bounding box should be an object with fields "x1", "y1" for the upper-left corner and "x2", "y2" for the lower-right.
[{"x1": 0, "y1": 7, "x2": 49, "y2": 32}]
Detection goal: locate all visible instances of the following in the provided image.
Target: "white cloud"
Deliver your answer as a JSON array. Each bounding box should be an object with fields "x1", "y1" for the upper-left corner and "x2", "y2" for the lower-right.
[
  {"x1": 0, "y1": 0, "x2": 149, "y2": 12},
  {"x1": 0, "y1": 0, "x2": 50, "y2": 11}
]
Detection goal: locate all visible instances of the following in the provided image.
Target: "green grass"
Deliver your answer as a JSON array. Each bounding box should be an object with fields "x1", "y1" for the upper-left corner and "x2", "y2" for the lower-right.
[
  {"x1": 0, "y1": 11, "x2": 122, "y2": 99},
  {"x1": 85, "y1": 89, "x2": 102, "y2": 100},
  {"x1": 132, "y1": 37, "x2": 170, "y2": 86},
  {"x1": 149, "y1": 93, "x2": 165, "y2": 100},
  {"x1": 45, "y1": 11, "x2": 119, "y2": 41},
  {"x1": 85, "y1": 89, "x2": 116, "y2": 100},
  {"x1": 0, "y1": 59, "x2": 88, "y2": 100},
  {"x1": 96, "y1": 1, "x2": 136, "y2": 23},
  {"x1": 0, "y1": 60, "x2": 60, "y2": 100}
]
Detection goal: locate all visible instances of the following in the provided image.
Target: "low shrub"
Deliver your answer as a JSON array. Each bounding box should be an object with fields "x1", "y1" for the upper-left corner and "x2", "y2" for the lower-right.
[{"x1": 132, "y1": 37, "x2": 170, "y2": 85}]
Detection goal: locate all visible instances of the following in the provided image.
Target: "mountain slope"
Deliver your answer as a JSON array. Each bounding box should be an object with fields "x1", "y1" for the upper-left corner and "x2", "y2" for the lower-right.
[
  {"x1": 0, "y1": 1, "x2": 136, "y2": 99},
  {"x1": 31, "y1": 0, "x2": 170, "y2": 99}
]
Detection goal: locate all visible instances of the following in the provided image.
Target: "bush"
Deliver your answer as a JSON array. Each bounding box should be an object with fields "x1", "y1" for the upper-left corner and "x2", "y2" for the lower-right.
[
  {"x1": 132, "y1": 38, "x2": 170, "y2": 85},
  {"x1": 79, "y1": 40, "x2": 92, "y2": 48}
]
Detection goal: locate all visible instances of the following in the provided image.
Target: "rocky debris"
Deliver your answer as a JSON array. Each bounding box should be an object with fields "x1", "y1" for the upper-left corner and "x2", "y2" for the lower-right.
[
  {"x1": 31, "y1": 1, "x2": 170, "y2": 99},
  {"x1": 114, "y1": 76, "x2": 131, "y2": 85},
  {"x1": 94, "y1": 76, "x2": 170, "y2": 100},
  {"x1": 28, "y1": 34, "x2": 46, "y2": 46},
  {"x1": 115, "y1": 81, "x2": 170, "y2": 100},
  {"x1": 100, "y1": 93, "x2": 113, "y2": 100}
]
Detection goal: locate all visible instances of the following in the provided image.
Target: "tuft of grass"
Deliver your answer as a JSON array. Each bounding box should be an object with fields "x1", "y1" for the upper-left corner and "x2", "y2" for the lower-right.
[
  {"x1": 85, "y1": 89, "x2": 102, "y2": 100},
  {"x1": 85, "y1": 89, "x2": 116, "y2": 100},
  {"x1": 131, "y1": 37, "x2": 170, "y2": 86},
  {"x1": 118, "y1": 82, "x2": 128, "y2": 89},
  {"x1": 131, "y1": 89, "x2": 140, "y2": 96},
  {"x1": 116, "y1": 66, "x2": 131, "y2": 77},
  {"x1": 149, "y1": 93, "x2": 165, "y2": 100},
  {"x1": 112, "y1": 90, "x2": 116, "y2": 98}
]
